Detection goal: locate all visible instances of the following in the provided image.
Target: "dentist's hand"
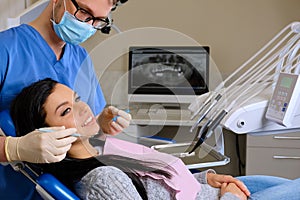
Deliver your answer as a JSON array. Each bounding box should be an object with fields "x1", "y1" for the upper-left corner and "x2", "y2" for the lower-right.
[
  {"x1": 6, "y1": 127, "x2": 77, "y2": 163},
  {"x1": 98, "y1": 106, "x2": 132, "y2": 135}
]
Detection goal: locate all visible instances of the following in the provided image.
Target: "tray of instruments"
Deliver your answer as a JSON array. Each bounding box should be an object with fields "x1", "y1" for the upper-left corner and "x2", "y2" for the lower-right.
[{"x1": 151, "y1": 142, "x2": 230, "y2": 169}]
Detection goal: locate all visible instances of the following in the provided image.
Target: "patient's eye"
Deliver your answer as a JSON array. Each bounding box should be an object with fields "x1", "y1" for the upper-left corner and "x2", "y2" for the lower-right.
[{"x1": 61, "y1": 108, "x2": 71, "y2": 116}]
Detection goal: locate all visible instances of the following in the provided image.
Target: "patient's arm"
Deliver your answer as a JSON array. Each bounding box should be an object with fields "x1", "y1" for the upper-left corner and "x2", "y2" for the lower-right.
[
  {"x1": 193, "y1": 170, "x2": 248, "y2": 200},
  {"x1": 75, "y1": 166, "x2": 142, "y2": 200},
  {"x1": 194, "y1": 169, "x2": 249, "y2": 196}
]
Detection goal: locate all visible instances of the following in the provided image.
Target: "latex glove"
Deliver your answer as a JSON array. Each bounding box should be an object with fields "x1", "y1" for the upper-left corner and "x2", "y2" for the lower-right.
[
  {"x1": 207, "y1": 173, "x2": 250, "y2": 197},
  {"x1": 98, "y1": 106, "x2": 132, "y2": 135},
  {"x1": 6, "y1": 127, "x2": 77, "y2": 163},
  {"x1": 221, "y1": 183, "x2": 247, "y2": 200}
]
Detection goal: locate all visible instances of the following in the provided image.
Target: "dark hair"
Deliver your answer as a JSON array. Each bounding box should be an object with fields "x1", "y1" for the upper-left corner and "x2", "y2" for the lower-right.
[
  {"x1": 10, "y1": 78, "x2": 56, "y2": 135},
  {"x1": 10, "y1": 78, "x2": 172, "y2": 200}
]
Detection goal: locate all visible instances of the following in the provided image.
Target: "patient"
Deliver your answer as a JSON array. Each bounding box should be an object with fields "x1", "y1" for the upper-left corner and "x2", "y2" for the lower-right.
[{"x1": 10, "y1": 78, "x2": 300, "y2": 200}]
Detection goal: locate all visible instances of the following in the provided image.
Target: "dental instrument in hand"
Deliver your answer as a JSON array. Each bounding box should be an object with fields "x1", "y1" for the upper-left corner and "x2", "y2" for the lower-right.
[
  {"x1": 38, "y1": 128, "x2": 83, "y2": 138},
  {"x1": 112, "y1": 109, "x2": 130, "y2": 122}
]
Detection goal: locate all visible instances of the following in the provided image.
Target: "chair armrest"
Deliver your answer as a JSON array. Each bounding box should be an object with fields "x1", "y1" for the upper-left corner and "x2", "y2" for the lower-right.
[{"x1": 37, "y1": 173, "x2": 80, "y2": 200}]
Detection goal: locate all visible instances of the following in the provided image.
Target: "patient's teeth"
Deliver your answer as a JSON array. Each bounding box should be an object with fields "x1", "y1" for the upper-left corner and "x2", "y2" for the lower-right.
[{"x1": 83, "y1": 116, "x2": 92, "y2": 126}]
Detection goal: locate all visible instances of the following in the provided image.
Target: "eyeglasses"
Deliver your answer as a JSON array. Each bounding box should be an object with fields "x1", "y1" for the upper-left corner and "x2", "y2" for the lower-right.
[{"x1": 70, "y1": 0, "x2": 112, "y2": 30}]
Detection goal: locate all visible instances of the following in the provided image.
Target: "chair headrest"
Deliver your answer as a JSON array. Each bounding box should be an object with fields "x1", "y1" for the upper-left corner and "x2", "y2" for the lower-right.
[{"x1": 0, "y1": 109, "x2": 16, "y2": 137}]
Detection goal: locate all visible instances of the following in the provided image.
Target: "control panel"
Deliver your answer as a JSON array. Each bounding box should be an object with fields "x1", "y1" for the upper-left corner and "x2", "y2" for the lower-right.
[{"x1": 266, "y1": 72, "x2": 300, "y2": 126}]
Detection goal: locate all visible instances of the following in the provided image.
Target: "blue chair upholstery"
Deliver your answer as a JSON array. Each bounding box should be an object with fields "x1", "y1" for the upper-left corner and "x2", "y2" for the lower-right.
[
  {"x1": 0, "y1": 110, "x2": 79, "y2": 200},
  {"x1": 37, "y1": 174, "x2": 79, "y2": 200}
]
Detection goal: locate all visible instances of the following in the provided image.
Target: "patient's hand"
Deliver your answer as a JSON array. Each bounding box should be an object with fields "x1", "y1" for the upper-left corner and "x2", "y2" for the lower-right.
[
  {"x1": 221, "y1": 182, "x2": 247, "y2": 200},
  {"x1": 207, "y1": 173, "x2": 250, "y2": 197}
]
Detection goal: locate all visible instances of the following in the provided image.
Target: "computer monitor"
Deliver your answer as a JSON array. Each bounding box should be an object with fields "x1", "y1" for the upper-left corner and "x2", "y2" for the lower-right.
[{"x1": 128, "y1": 46, "x2": 209, "y2": 105}]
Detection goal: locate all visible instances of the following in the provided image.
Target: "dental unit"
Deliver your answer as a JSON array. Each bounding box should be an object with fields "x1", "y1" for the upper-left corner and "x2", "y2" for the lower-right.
[{"x1": 188, "y1": 22, "x2": 300, "y2": 153}]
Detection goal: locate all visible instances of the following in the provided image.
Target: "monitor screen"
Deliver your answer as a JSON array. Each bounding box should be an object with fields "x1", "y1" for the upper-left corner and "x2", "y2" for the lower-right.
[{"x1": 128, "y1": 46, "x2": 209, "y2": 104}]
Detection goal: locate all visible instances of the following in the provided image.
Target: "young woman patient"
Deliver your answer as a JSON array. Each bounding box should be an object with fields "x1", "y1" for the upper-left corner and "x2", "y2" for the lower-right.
[{"x1": 10, "y1": 78, "x2": 300, "y2": 200}]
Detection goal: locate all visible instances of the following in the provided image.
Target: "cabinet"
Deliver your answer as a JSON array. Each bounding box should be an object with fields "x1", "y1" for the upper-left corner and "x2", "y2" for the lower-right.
[{"x1": 246, "y1": 132, "x2": 300, "y2": 179}]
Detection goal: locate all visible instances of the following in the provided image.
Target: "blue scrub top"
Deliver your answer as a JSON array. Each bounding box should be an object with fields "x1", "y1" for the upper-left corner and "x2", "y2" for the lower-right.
[{"x1": 0, "y1": 24, "x2": 106, "y2": 199}]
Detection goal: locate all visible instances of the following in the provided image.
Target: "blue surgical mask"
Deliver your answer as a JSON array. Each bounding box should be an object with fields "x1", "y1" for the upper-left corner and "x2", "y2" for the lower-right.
[{"x1": 52, "y1": 11, "x2": 96, "y2": 45}]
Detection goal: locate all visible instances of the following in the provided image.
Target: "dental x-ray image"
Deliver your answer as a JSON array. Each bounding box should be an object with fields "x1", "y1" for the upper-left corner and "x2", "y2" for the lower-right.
[{"x1": 129, "y1": 47, "x2": 209, "y2": 96}]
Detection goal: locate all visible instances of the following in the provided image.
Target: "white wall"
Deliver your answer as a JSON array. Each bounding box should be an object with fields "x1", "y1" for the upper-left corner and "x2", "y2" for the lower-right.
[
  {"x1": 0, "y1": 0, "x2": 39, "y2": 31},
  {"x1": 111, "y1": 0, "x2": 300, "y2": 77},
  {"x1": 1, "y1": 0, "x2": 299, "y2": 103},
  {"x1": 82, "y1": 0, "x2": 300, "y2": 105},
  {"x1": 0, "y1": 0, "x2": 24, "y2": 31}
]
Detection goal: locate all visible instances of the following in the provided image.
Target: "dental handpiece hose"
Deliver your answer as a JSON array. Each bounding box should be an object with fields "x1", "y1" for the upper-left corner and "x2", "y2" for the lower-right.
[
  {"x1": 190, "y1": 92, "x2": 216, "y2": 120},
  {"x1": 190, "y1": 94, "x2": 222, "y2": 132},
  {"x1": 196, "y1": 118, "x2": 212, "y2": 139},
  {"x1": 188, "y1": 118, "x2": 211, "y2": 154},
  {"x1": 188, "y1": 109, "x2": 228, "y2": 154},
  {"x1": 206, "y1": 109, "x2": 228, "y2": 138},
  {"x1": 188, "y1": 133, "x2": 207, "y2": 154}
]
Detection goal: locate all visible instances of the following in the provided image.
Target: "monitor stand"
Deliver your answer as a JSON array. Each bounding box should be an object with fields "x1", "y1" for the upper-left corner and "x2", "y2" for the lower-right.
[{"x1": 131, "y1": 102, "x2": 191, "y2": 119}]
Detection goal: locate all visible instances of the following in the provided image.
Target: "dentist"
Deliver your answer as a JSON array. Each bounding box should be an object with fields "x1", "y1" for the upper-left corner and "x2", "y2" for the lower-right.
[{"x1": 0, "y1": 0, "x2": 130, "y2": 199}]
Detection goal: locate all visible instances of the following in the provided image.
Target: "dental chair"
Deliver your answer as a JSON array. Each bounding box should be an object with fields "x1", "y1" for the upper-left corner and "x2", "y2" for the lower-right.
[{"x1": 0, "y1": 109, "x2": 80, "y2": 200}]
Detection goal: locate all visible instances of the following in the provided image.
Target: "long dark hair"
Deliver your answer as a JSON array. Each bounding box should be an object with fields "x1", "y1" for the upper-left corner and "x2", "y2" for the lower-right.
[{"x1": 10, "y1": 78, "x2": 173, "y2": 200}]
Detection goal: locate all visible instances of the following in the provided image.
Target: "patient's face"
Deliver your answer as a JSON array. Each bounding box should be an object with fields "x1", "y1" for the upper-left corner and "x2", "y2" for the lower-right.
[{"x1": 43, "y1": 83, "x2": 99, "y2": 137}]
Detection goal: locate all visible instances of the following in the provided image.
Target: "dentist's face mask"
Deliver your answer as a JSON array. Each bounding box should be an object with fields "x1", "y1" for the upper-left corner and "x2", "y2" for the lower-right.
[{"x1": 52, "y1": 10, "x2": 96, "y2": 45}]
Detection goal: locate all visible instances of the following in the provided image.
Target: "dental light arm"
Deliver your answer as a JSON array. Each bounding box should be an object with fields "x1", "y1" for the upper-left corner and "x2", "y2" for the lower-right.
[
  {"x1": 189, "y1": 31, "x2": 294, "y2": 131},
  {"x1": 188, "y1": 22, "x2": 300, "y2": 153},
  {"x1": 208, "y1": 45, "x2": 300, "y2": 132}
]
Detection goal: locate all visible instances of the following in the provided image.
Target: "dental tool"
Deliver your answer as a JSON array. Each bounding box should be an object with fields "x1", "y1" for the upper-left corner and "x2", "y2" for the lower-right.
[
  {"x1": 112, "y1": 109, "x2": 130, "y2": 122},
  {"x1": 38, "y1": 128, "x2": 82, "y2": 137}
]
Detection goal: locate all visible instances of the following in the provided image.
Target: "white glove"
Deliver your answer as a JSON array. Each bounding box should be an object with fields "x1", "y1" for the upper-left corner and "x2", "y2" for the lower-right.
[
  {"x1": 98, "y1": 106, "x2": 132, "y2": 135},
  {"x1": 6, "y1": 127, "x2": 77, "y2": 163}
]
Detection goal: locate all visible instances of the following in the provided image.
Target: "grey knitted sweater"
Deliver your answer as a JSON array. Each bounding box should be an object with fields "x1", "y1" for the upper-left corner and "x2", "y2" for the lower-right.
[{"x1": 75, "y1": 166, "x2": 240, "y2": 200}]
